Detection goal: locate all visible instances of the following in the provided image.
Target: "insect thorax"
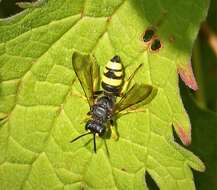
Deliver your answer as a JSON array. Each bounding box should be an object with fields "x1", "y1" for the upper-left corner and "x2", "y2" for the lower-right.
[
  {"x1": 101, "y1": 55, "x2": 124, "y2": 95},
  {"x1": 93, "y1": 95, "x2": 115, "y2": 122}
]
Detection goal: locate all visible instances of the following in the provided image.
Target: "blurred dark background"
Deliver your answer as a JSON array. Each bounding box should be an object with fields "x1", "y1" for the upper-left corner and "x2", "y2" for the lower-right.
[
  {"x1": 0, "y1": 0, "x2": 216, "y2": 190},
  {"x1": 0, "y1": 0, "x2": 24, "y2": 17}
]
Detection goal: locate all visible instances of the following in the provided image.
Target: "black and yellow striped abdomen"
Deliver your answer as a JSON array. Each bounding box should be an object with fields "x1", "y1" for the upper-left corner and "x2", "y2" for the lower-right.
[{"x1": 101, "y1": 55, "x2": 124, "y2": 95}]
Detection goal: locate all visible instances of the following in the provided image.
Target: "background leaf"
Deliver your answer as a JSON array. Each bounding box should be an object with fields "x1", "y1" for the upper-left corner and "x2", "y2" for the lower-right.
[
  {"x1": 182, "y1": 0, "x2": 217, "y2": 189},
  {"x1": 0, "y1": 0, "x2": 210, "y2": 190},
  {"x1": 192, "y1": 0, "x2": 217, "y2": 111},
  {"x1": 180, "y1": 83, "x2": 217, "y2": 190}
]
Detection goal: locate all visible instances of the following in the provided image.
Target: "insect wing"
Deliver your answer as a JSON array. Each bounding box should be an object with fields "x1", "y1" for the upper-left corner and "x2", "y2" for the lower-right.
[
  {"x1": 115, "y1": 84, "x2": 157, "y2": 113},
  {"x1": 72, "y1": 52, "x2": 100, "y2": 107},
  {"x1": 91, "y1": 55, "x2": 100, "y2": 92}
]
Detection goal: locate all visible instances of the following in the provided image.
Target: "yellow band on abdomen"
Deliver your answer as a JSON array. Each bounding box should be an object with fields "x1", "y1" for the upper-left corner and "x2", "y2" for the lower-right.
[
  {"x1": 106, "y1": 61, "x2": 122, "y2": 70},
  {"x1": 102, "y1": 75, "x2": 123, "y2": 86},
  {"x1": 114, "y1": 71, "x2": 123, "y2": 77}
]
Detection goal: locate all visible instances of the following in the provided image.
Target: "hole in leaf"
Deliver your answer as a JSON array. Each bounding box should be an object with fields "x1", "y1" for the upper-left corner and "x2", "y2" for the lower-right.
[
  {"x1": 143, "y1": 29, "x2": 155, "y2": 42},
  {"x1": 151, "y1": 38, "x2": 162, "y2": 51},
  {"x1": 145, "y1": 172, "x2": 159, "y2": 190}
]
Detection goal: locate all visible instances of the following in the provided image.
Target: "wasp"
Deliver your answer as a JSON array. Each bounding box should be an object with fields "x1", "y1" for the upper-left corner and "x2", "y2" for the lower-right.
[{"x1": 70, "y1": 52, "x2": 157, "y2": 153}]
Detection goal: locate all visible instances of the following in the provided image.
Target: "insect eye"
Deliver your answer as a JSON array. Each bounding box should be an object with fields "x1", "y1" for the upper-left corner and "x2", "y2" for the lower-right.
[
  {"x1": 85, "y1": 122, "x2": 91, "y2": 130},
  {"x1": 151, "y1": 38, "x2": 161, "y2": 51},
  {"x1": 143, "y1": 29, "x2": 155, "y2": 42}
]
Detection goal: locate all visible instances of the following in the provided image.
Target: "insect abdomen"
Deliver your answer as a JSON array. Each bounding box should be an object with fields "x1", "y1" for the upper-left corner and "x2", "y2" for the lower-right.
[{"x1": 101, "y1": 55, "x2": 124, "y2": 95}]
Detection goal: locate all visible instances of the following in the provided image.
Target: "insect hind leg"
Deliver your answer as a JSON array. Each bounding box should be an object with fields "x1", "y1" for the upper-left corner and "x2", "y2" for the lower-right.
[
  {"x1": 120, "y1": 63, "x2": 143, "y2": 96},
  {"x1": 93, "y1": 133, "x2": 97, "y2": 153}
]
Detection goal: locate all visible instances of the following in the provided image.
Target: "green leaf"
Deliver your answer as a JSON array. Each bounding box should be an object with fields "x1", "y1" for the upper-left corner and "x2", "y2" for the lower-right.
[{"x1": 0, "y1": 0, "x2": 209, "y2": 189}]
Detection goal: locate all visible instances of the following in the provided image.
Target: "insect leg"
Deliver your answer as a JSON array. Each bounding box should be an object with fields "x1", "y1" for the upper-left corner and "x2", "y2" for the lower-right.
[
  {"x1": 109, "y1": 119, "x2": 119, "y2": 140},
  {"x1": 120, "y1": 63, "x2": 143, "y2": 96},
  {"x1": 80, "y1": 116, "x2": 90, "y2": 124},
  {"x1": 103, "y1": 139, "x2": 110, "y2": 158},
  {"x1": 110, "y1": 119, "x2": 114, "y2": 126},
  {"x1": 71, "y1": 91, "x2": 87, "y2": 101},
  {"x1": 117, "y1": 108, "x2": 147, "y2": 118},
  {"x1": 93, "y1": 133, "x2": 97, "y2": 153}
]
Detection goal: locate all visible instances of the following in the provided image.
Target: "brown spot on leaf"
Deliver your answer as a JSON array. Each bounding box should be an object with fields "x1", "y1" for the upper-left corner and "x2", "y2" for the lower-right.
[
  {"x1": 121, "y1": 168, "x2": 126, "y2": 172},
  {"x1": 169, "y1": 35, "x2": 175, "y2": 43},
  {"x1": 155, "y1": 10, "x2": 168, "y2": 27},
  {"x1": 107, "y1": 16, "x2": 112, "y2": 23},
  {"x1": 80, "y1": 10, "x2": 84, "y2": 18}
]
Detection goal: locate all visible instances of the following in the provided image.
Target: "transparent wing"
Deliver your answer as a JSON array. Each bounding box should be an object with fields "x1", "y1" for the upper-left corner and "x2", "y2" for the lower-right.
[
  {"x1": 72, "y1": 52, "x2": 100, "y2": 107},
  {"x1": 115, "y1": 84, "x2": 157, "y2": 113},
  {"x1": 91, "y1": 55, "x2": 100, "y2": 92}
]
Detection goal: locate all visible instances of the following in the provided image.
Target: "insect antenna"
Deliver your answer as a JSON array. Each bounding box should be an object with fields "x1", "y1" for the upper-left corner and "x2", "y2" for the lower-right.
[
  {"x1": 70, "y1": 132, "x2": 92, "y2": 143},
  {"x1": 93, "y1": 133, "x2": 97, "y2": 153}
]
